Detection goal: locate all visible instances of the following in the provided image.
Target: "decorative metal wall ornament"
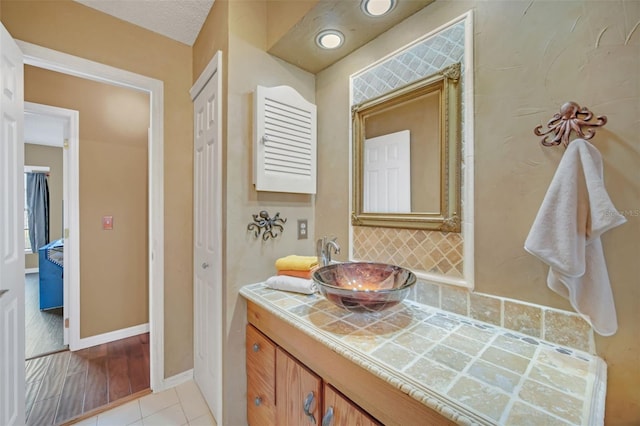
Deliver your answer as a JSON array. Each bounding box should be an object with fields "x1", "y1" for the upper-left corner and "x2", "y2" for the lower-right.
[
  {"x1": 534, "y1": 101, "x2": 607, "y2": 148},
  {"x1": 247, "y1": 211, "x2": 287, "y2": 240}
]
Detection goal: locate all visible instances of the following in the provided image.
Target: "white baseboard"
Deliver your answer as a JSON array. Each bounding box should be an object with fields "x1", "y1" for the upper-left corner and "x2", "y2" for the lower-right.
[
  {"x1": 25, "y1": 268, "x2": 39, "y2": 274},
  {"x1": 72, "y1": 323, "x2": 149, "y2": 351},
  {"x1": 157, "y1": 369, "x2": 194, "y2": 392}
]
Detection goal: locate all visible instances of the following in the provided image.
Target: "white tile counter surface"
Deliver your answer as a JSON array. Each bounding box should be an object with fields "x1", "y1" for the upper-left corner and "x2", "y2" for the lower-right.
[{"x1": 240, "y1": 283, "x2": 607, "y2": 426}]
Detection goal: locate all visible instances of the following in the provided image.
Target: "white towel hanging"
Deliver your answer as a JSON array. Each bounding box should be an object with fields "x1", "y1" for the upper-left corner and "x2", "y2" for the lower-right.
[{"x1": 524, "y1": 139, "x2": 626, "y2": 336}]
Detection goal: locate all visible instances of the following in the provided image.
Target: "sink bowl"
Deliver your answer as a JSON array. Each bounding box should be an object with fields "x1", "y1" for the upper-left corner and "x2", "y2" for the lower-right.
[{"x1": 312, "y1": 262, "x2": 416, "y2": 313}]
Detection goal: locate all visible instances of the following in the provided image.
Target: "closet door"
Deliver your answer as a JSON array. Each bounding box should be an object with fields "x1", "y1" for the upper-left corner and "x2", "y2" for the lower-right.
[{"x1": 192, "y1": 54, "x2": 222, "y2": 420}]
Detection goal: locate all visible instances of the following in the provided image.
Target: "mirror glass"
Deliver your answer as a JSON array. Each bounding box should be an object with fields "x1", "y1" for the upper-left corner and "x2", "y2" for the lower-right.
[{"x1": 352, "y1": 63, "x2": 462, "y2": 231}]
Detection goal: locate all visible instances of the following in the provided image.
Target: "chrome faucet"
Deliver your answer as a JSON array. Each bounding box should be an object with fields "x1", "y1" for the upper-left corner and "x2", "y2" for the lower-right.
[{"x1": 316, "y1": 236, "x2": 340, "y2": 267}]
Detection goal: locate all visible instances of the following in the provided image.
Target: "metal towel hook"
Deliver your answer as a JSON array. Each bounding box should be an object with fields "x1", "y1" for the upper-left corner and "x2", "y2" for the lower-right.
[{"x1": 534, "y1": 101, "x2": 607, "y2": 148}]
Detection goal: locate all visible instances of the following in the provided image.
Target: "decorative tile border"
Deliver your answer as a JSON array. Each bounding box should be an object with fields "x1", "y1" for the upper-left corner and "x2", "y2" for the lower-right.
[
  {"x1": 407, "y1": 281, "x2": 595, "y2": 354},
  {"x1": 352, "y1": 20, "x2": 465, "y2": 105}
]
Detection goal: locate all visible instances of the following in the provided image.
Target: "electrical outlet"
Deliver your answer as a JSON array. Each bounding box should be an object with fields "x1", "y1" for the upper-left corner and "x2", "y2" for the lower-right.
[{"x1": 297, "y1": 219, "x2": 308, "y2": 240}]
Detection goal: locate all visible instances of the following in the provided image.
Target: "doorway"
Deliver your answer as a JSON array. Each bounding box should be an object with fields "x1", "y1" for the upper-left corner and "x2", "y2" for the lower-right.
[
  {"x1": 20, "y1": 52, "x2": 156, "y2": 422},
  {"x1": 17, "y1": 40, "x2": 166, "y2": 391},
  {"x1": 23, "y1": 103, "x2": 74, "y2": 360}
]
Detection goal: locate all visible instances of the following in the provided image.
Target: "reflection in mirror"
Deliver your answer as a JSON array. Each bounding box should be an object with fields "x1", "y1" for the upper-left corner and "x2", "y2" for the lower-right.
[
  {"x1": 364, "y1": 130, "x2": 412, "y2": 213},
  {"x1": 352, "y1": 62, "x2": 461, "y2": 231}
]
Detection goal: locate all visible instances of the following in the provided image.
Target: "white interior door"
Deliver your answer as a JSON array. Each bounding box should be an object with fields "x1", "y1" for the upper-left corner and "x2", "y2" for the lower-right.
[
  {"x1": 0, "y1": 22, "x2": 26, "y2": 426},
  {"x1": 192, "y1": 57, "x2": 222, "y2": 422},
  {"x1": 364, "y1": 130, "x2": 411, "y2": 213}
]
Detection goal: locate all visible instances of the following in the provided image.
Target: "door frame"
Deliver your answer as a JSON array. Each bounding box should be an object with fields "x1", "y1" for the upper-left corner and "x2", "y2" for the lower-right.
[
  {"x1": 24, "y1": 101, "x2": 78, "y2": 348},
  {"x1": 17, "y1": 40, "x2": 166, "y2": 391}
]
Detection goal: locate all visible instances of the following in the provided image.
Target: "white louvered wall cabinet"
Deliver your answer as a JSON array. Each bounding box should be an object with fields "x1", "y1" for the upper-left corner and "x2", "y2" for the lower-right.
[{"x1": 253, "y1": 85, "x2": 317, "y2": 194}]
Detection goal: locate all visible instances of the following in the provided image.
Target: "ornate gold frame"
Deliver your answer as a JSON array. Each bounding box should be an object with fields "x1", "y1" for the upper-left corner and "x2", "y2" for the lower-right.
[{"x1": 351, "y1": 62, "x2": 461, "y2": 232}]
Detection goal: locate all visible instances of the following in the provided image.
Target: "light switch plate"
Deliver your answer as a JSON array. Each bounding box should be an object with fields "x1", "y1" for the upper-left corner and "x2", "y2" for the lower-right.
[{"x1": 102, "y1": 216, "x2": 113, "y2": 230}]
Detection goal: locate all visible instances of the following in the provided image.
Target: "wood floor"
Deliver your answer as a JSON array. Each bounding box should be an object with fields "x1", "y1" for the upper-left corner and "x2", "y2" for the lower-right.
[
  {"x1": 25, "y1": 273, "x2": 66, "y2": 359},
  {"x1": 25, "y1": 333, "x2": 150, "y2": 425}
]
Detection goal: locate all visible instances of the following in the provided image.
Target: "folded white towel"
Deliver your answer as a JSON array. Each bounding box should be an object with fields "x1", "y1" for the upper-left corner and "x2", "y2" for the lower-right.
[
  {"x1": 524, "y1": 139, "x2": 626, "y2": 336},
  {"x1": 265, "y1": 275, "x2": 317, "y2": 295}
]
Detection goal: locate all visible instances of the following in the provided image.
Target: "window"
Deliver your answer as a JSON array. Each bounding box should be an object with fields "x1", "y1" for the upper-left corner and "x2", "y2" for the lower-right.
[{"x1": 24, "y1": 166, "x2": 50, "y2": 253}]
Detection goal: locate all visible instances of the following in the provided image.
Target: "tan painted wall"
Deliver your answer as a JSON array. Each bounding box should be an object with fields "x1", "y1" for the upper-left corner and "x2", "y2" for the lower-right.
[
  {"x1": 1, "y1": 0, "x2": 194, "y2": 377},
  {"x1": 24, "y1": 144, "x2": 63, "y2": 270},
  {"x1": 192, "y1": 0, "x2": 229, "y2": 82},
  {"x1": 24, "y1": 65, "x2": 149, "y2": 337},
  {"x1": 316, "y1": 1, "x2": 640, "y2": 423}
]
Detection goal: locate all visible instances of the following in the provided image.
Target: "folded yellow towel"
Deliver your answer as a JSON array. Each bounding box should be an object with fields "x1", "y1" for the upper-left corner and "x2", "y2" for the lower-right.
[{"x1": 275, "y1": 255, "x2": 318, "y2": 271}]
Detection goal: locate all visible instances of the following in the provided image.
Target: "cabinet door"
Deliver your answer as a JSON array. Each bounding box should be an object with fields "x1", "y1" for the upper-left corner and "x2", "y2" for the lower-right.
[
  {"x1": 276, "y1": 347, "x2": 323, "y2": 426},
  {"x1": 322, "y1": 384, "x2": 380, "y2": 426},
  {"x1": 246, "y1": 325, "x2": 276, "y2": 426}
]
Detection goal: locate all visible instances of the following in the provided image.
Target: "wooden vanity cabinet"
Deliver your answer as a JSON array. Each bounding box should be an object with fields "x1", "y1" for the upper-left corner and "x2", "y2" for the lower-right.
[
  {"x1": 246, "y1": 301, "x2": 455, "y2": 426},
  {"x1": 246, "y1": 325, "x2": 276, "y2": 426},
  {"x1": 276, "y1": 347, "x2": 322, "y2": 425},
  {"x1": 323, "y1": 384, "x2": 380, "y2": 426},
  {"x1": 247, "y1": 325, "x2": 378, "y2": 426}
]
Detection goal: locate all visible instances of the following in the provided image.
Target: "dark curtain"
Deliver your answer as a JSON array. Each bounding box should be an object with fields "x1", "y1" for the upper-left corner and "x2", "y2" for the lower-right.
[{"x1": 26, "y1": 172, "x2": 50, "y2": 253}]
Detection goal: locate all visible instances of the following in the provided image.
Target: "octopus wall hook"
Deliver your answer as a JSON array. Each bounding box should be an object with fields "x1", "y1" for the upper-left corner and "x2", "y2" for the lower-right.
[
  {"x1": 534, "y1": 101, "x2": 607, "y2": 148},
  {"x1": 247, "y1": 210, "x2": 287, "y2": 241}
]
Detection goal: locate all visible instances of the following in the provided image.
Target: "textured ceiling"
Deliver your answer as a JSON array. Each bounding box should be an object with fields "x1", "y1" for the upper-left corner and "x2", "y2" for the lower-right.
[{"x1": 74, "y1": 0, "x2": 214, "y2": 46}]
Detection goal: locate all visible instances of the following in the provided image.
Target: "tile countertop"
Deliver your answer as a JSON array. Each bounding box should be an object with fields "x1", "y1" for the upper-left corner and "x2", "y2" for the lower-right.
[{"x1": 240, "y1": 283, "x2": 607, "y2": 426}]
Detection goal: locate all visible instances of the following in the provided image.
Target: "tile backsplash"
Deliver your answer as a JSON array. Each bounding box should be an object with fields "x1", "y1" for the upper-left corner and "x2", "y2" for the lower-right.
[
  {"x1": 352, "y1": 226, "x2": 464, "y2": 278},
  {"x1": 407, "y1": 280, "x2": 595, "y2": 354}
]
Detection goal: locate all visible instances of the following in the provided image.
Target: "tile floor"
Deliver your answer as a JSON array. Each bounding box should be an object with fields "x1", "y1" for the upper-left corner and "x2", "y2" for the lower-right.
[{"x1": 72, "y1": 379, "x2": 216, "y2": 426}]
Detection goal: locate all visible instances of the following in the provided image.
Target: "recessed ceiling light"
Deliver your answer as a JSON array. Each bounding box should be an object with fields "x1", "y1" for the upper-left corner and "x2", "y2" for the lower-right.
[
  {"x1": 361, "y1": 0, "x2": 396, "y2": 17},
  {"x1": 315, "y1": 30, "x2": 345, "y2": 50}
]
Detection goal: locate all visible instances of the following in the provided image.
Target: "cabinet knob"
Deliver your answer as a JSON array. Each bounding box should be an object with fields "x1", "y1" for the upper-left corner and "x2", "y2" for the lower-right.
[
  {"x1": 254, "y1": 396, "x2": 262, "y2": 406},
  {"x1": 321, "y1": 406, "x2": 334, "y2": 426},
  {"x1": 303, "y1": 392, "x2": 316, "y2": 424},
  {"x1": 252, "y1": 343, "x2": 260, "y2": 352}
]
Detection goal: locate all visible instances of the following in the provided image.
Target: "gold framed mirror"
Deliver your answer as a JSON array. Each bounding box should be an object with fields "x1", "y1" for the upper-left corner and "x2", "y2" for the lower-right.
[{"x1": 351, "y1": 62, "x2": 462, "y2": 232}]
